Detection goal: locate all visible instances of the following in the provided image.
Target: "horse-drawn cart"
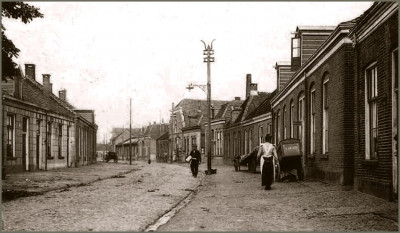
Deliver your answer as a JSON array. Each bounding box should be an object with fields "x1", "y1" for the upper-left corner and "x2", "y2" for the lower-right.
[
  {"x1": 233, "y1": 146, "x2": 260, "y2": 173},
  {"x1": 276, "y1": 139, "x2": 304, "y2": 181}
]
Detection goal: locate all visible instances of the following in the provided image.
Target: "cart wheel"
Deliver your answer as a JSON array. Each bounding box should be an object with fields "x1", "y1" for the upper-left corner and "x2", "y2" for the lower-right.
[
  {"x1": 297, "y1": 168, "x2": 304, "y2": 181},
  {"x1": 234, "y1": 160, "x2": 239, "y2": 171},
  {"x1": 276, "y1": 164, "x2": 281, "y2": 182},
  {"x1": 106, "y1": 159, "x2": 109, "y2": 163},
  {"x1": 248, "y1": 160, "x2": 256, "y2": 173},
  {"x1": 114, "y1": 159, "x2": 118, "y2": 163}
]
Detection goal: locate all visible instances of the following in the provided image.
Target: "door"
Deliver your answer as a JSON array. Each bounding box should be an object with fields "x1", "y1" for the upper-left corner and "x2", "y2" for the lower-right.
[
  {"x1": 392, "y1": 49, "x2": 398, "y2": 199},
  {"x1": 22, "y1": 117, "x2": 29, "y2": 171}
]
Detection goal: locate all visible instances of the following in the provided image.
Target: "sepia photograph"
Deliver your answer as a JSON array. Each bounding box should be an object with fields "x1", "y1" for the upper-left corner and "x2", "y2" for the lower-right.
[{"x1": 1, "y1": 1, "x2": 398, "y2": 231}]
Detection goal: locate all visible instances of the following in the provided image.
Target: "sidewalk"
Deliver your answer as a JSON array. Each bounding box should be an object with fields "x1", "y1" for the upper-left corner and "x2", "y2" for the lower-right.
[
  {"x1": 1, "y1": 161, "x2": 142, "y2": 202},
  {"x1": 159, "y1": 164, "x2": 399, "y2": 231}
]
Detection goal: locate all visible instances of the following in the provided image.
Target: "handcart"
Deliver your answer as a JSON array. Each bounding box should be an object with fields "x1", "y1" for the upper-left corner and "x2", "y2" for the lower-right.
[
  {"x1": 233, "y1": 146, "x2": 260, "y2": 173},
  {"x1": 276, "y1": 139, "x2": 304, "y2": 181}
]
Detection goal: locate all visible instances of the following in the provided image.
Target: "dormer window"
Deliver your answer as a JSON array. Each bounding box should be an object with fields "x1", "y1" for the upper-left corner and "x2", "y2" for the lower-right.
[{"x1": 292, "y1": 38, "x2": 300, "y2": 58}]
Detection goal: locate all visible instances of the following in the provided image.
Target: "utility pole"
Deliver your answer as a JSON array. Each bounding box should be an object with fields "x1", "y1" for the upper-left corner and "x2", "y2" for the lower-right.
[
  {"x1": 130, "y1": 98, "x2": 132, "y2": 165},
  {"x1": 201, "y1": 39, "x2": 215, "y2": 175}
]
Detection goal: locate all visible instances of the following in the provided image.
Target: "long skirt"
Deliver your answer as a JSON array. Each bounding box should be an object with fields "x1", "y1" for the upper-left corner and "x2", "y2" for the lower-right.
[{"x1": 261, "y1": 157, "x2": 274, "y2": 187}]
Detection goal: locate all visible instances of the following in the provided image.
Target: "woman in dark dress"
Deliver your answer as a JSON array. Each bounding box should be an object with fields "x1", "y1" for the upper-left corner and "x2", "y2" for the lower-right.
[{"x1": 257, "y1": 134, "x2": 278, "y2": 190}]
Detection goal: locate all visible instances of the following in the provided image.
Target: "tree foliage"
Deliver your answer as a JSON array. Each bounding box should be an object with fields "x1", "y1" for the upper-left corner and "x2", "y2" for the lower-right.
[{"x1": 2, "y1": 2, "x2": 43, "y2": 80}]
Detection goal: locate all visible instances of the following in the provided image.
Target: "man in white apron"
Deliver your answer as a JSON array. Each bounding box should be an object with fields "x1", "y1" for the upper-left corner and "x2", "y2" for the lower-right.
[{"x1": 257, "y1": 134, "x2": 278, "y2": 190}]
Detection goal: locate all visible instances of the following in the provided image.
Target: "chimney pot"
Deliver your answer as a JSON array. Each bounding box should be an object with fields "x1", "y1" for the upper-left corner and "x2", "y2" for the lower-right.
[
  {"x1": 234, "y1": 97, "x2": 241, "y2": 100},
  {"x1": 25, "y1": 64, "x2": 36, "y2": 80},
  {"x1": 246, "y1": 74, "x2": 252, "y2": 98},
  {"x1": 59, "y1": 89, "x2": 67, "y2": 101},
  {"x1": 42, "y1": 74, "x2": 52, "y2": 93}
]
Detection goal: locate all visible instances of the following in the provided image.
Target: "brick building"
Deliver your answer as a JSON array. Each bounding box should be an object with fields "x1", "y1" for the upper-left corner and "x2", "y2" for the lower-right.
[
  {"x1": 223, "y1": 74, "x2": 270, "y2": 164},
  {"x1": 74, "y1": 110, "x2": 97, "y2": 166},
  {"x1": 170, "y1": 99, "x2": 229, "y2": 163},
  {"x1": 2, "y1": 64, "x2": 97, "y2": 175},
  {"x1": 156, "y1": 131, "x2": 170, "y2": 162},
  {"x1": 349, "y1": 2, "x2": 398, "y2": 201},
  {"x1": 204, "y1": 98, "x2": 243, "y2": 165},
  {"x1": 271, "y1": 21, "x2": 357, "y2": 186},
  {"x1": 137, "y1": 122, "x2": 169, "y2": 161},
  {"x1": 270, "y1": 2, "x2": 398, "y2": 201}
]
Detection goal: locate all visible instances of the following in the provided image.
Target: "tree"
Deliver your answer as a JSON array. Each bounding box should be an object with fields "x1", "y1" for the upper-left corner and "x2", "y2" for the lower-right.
[{"x1": 2, "y1": 2, "x2": 43, "y2": 80}]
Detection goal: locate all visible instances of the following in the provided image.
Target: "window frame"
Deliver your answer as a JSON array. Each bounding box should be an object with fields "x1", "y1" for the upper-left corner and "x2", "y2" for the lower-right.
[
  {"x1": 365, "y1": 63, "x2": 378, "y2": 160},
  {"x1": 6, "y1": 114, "x2": 15, "y2": 158},
  {"x1": 310, "y1": 84, "x2": 316, "y2": 155},
  {"x1": 322, "y1": 75, "x2": 329, "y2": 155}
]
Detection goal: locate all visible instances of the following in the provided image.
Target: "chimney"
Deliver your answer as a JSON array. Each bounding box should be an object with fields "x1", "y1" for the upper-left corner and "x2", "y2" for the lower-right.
[
  {"x1": 245, "y1": 74, "x2": 251, "y2": 98},
  {"x1": 59, "y1": 89, "x2": 67, "y2": 101},
  {"x1": 153, "y1": 121, "x2": 156, "y2": 125},
  {"x1": 42, "y1": 74, "x2": 52, "y2": 94},
  {"x1": 250, "y1": 83, "x2": 258, "y2": 96},
  {"x1": 231, "y1": 106, "x2": 241, "y2": 123},
  {"x1": 234, "y1": 97, "x2": 241, "y2": 101},
  {"x1": 25, "y1": 64, "x2": 36, "y2": 80},
  {"x1": 14, "y1": 71, "x2": 23, "y2": 99},
  {"x1": 211, "y1": 105, "x2": 215, "y2": 119}
]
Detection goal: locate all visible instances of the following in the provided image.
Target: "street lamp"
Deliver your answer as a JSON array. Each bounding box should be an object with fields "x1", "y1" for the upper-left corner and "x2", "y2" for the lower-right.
[
  {"x1": 186, "y1": 40, "x2": 216, "y2": 175},
  {"x1": 202, "y1": 39, "x2": 215, "y2": 175}
]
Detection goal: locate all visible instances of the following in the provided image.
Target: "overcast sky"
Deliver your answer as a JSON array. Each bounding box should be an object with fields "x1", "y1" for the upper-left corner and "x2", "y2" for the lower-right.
[{"x1": 2, "y1": 1, "x2": 373, "y2": 142}]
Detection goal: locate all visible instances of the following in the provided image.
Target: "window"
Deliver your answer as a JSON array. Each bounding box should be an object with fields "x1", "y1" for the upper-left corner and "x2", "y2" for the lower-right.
[
  {"x1": 310, "y1": 84, "x2": 316, "y2": 155},
  {"x1": 298, "y1": 95, "x2": 304, "y2": 139},
  {"x1": 323, "y1": 76, "x2": 329, "y2": 154},
  {"x1": 290, "y1": 100, "x2": 294, "y2": 138},
  {"x1": 277, "y1": 110, "x2": 281, "y2": 143},
  {"x1": 283, "y1": 106, "x2": 286, "y2": 139},
  {"x1": 191, "y1": 136, "x2": 196, "y2": 147},
  {"x1": 7, "y1": 114, "x2": 15, "y2": 157},
  {"x1": 244, "y1": 131, "x2": 248, "y2": 154},
  {"x1": 292, "y1": 38, "x2": 300, "y2": 58},
  {"x1": 233, "y1": 132, "x2": 237, "y2": 156},
  {"x1": 58, "y1": 124, "x2": 63, "y2": 158},
  {"x1": 249, "y1": 129, "x2": 253, "y2": 153},
  {"x1": 238, "y1": 131, "x2": 241, "y2": 155},
  {"x1": 258, "y1": 126, "x2": 263, "y2": 145},
  {"x1": 67, "y1": 126, "x2": 70, "y2": 161},
  {"x1": 47, "y1": 122, "x2": 52, "y2": 157},
  {"x1": 268, "y1": 123, "x2": 272, "y2": 135},
  {"x1": 365, "y1": 65, "x2": 378, "y2": 160}
]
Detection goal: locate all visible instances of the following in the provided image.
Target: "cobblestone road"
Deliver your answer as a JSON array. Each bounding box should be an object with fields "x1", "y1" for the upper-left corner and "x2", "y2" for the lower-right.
[
  {"x1": 2, "y1": 161, "x2": 202, "y2": 231},
  {"x1": 2, "y1": 162, "x2": 398, "y2": 231},
  {"x1": 159, "y1": 165, "x2": 398, "y2": 231}
]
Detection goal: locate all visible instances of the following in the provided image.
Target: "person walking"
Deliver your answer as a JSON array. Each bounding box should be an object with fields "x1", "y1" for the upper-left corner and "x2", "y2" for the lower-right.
[
  {"x1": 257, "y1": 134, "x2": 278, "y2": 190},
  {"x1": 188, "y1": 145, "x2": 201, "y2": 177}
]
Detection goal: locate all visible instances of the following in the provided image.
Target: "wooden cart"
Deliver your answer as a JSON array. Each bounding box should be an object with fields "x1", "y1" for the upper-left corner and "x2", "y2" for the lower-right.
[
  {"x1": 276, "y1": 139, "x2": 304, "y2": 181},
  {"x1": 233, "y1": 146, "x2": 260, "y2": 173}
]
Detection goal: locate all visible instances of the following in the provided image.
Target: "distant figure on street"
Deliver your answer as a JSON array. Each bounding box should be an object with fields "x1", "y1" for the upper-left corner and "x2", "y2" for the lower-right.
[
  {"x1": 257, "y1": 134, "x2": 278, "y2": 190},
  {"x1": 188, "y1": 145, "x2": 201, "y2": 177}
]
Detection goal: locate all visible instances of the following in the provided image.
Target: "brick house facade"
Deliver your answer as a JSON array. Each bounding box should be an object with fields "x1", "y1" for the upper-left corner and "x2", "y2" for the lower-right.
[
  {"x1": 349, "y1": 2, "x2": 398, "y2": 201},
  {"x1": 223, "y1": 74, "x2": 270, "y2": 165},
  {"x1": 271, "y1": 21, "x2": 357, "y2": 185},
  {"x1": 3, "y1": 65, "x2": 81, "y2": 174}
]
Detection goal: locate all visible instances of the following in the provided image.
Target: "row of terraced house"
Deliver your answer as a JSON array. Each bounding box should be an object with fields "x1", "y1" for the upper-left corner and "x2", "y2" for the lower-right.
[
  {"x1": 159, "y1": 2, "x2": 398, "y2": 201},
  {"x1": 2, "y1": 64, "x2": 98, "y2": 178}
]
